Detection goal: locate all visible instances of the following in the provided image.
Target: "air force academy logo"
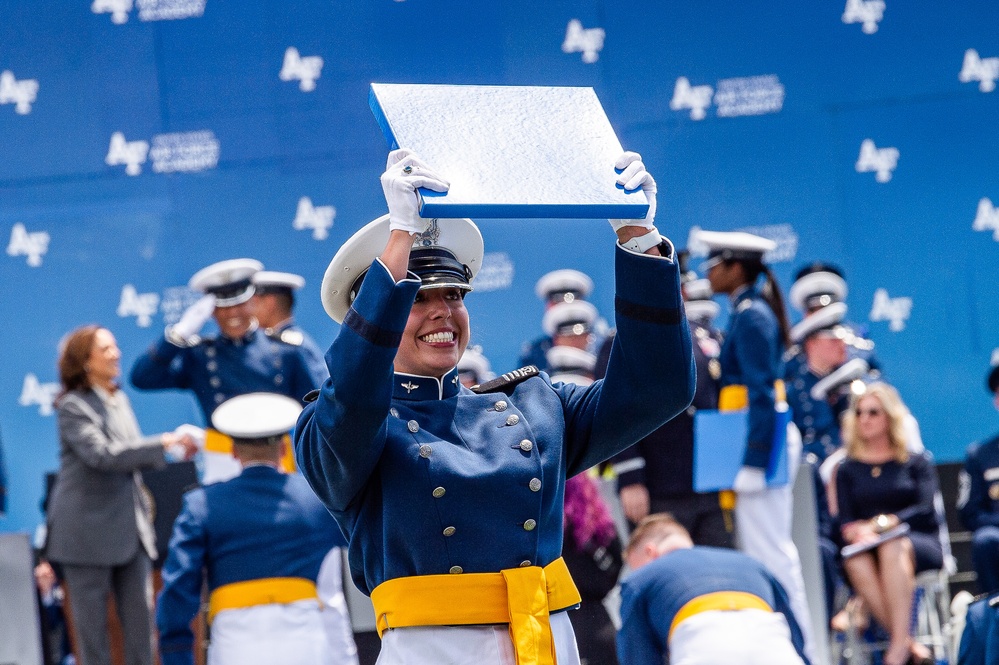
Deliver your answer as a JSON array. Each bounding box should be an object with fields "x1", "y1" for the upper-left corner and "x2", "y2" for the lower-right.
[
  {"x1": 869, "y1": 288, "x2": 912, "y2": 332},
  {"x1": 0, "y1": 71, "x2": 39, "y2": 114},
  {"x1": 107, "y1": 132, "x2": 150, "y2": 176},
  {"x1": 855, "y1": 139, "x2": 899, "y2": 183},
  {"x1": 92, "y1": 0, "x2": 132, "y2": 24},
  {"x1": 670, "y1": 77, "x2": 714, "y2": 121},
  {"x1": 973, "y1": 198, "x2": 999, "y2": 241},
  {"x1": 118, "y1": 285, "x2": 161, "y2": 327},
  {"x1": 279, "y1": 48, "x2": 324, "y2": 92},
  {"x1": 7, "y1": 223, "x2": 50, "y2": 267},
  {"x1": 561, "y1": 20, "x2": 605, "y2": 64},
  {"x1": 842, "y1": 0, "x2": 885, "y2": 35},
  {"x1": 293, "y1": 197, "x2": 335, "y2": 240},
  {"x1": 959, "y1": 49, "x2": 999, "y2": 93},
  {"x1": 19, "y1": 374, "x2": 60, "y2": 416}
]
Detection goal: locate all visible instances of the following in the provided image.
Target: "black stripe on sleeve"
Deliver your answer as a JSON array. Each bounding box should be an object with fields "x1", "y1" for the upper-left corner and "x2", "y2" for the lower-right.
[
  {"x1": 615, "y1": 296, "x2": 682, "y2": 326},
  {"x1": 343, "y1": 307, "x2": 403, "y2": 348}
]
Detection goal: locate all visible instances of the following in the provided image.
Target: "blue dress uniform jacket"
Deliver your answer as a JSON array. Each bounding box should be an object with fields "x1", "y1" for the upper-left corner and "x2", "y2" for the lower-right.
[
  {"x1": 786, "y1": 364, "x2": 843, "y2": 465},
  {"x1": 270, "y1": 320, "x2": 330, "y2": 389},
  {"x1": 156, "y1": 466, "x2": 346, "y2": 665},
  {"x1": 959, "y1": 435, "x2": 999, "y2": 531},
  {"x1": 294, "y1": 245, "x2": 694, "y2": 596},
  {"x1": 130, "y1": 327, "x2": 327, "y2": 422},
  {"x1": 720, "y1": 286, "x2": 783, "y2": 469},
  {"x1": 617, "y1": 547, "x2": 808, "y2": 665},
  {"x1": 958, "y1": 594, "x2": 999, "y2": 665}
]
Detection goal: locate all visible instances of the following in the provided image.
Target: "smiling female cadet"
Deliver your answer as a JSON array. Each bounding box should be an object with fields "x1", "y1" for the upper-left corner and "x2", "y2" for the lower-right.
[{"x1": 293, "y1": 148, "x2": 695, "y2": 665}]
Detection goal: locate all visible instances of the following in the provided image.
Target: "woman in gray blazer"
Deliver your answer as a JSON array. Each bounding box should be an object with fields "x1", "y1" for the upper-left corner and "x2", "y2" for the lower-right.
[{"x1": 45, "y1": 325, "x2": 196, "y2": 665}]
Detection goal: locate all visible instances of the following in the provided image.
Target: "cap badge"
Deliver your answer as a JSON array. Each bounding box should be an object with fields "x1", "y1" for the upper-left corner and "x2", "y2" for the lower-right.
[{"x1": 413, "y1": 219, "x2": 441, "y2": 247}]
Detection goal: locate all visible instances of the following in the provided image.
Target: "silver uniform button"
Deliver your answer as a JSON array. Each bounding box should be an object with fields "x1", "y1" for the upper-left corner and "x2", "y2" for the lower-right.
[
  {"x1": 408, "y1": 420, "x2": 419, "y2": 433},
  {"x1": 214, "y1": 393, "x2": 225, "y2": 404},
  {"x1": 206, "y1": 361, "x2": 217, "y2": 372},
  {"x1": 443, "y1": 526, "x2": 456, "y2": 537},
  {"x1": 519, "y1": 439, "x2": 533, "y2": 452},
  {"x1": 506, "y1": 414, "x2": 520, "y2": 426},
  {"x1": 449, "y1": 566, "x2": 463, "y2": 574},
  {"x1": 520, "y1": 560, "x2": 532, "y2": 567},
  {"x1": 494, "y1": 400, "x2": 508, "y2": 412},
  {"x1": 432, "y1": 487, "x2": 446, "y2": 498},
  {"x1": 390, "y1": 408, "x2": 399, "y2": 418},
  {"x1": 205, "y1": 347, "x2": 216, "y2": 358},
  {"x1": 523, "y1": 519, "x2": 537, "y2": 531},
  {"x1": 419, "y1": 444, "x2": 433, "y2": 459},
  {"x1": 209, "y1": 376, "x2": 221, "y2": 388},
  {"x1": 529, "y1": 478, "x2": 542, "y2": 492},
  {"x1": 274, "y1": 375, "x2": 284, "y2": 385}
]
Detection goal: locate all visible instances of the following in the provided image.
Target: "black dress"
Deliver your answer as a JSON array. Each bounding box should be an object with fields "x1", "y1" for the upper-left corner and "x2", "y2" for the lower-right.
[
  {"x1": 562, "y1": 528, "x2": 622, "y2": 665},
  {"x1": 835, "y1": 452, "x2": 944, "y2": 573}
]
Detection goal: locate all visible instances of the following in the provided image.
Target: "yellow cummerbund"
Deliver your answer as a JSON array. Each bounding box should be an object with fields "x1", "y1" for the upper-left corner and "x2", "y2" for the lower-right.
[
  {"x1": 718, "y1": 380, "x2": 786, "y2": 412},
  {"x1": 669, "y1": 590, "x2": 772, "y2": 639},
  {"x1": 207, "y1": 577, "x2": 318, "y2": 623},
  {"x1": 204, "y1": 428, "x2": 296, "y2": 473},
  {"x1": 370, "y1": 557, "x2": 581, "y2": 665}
]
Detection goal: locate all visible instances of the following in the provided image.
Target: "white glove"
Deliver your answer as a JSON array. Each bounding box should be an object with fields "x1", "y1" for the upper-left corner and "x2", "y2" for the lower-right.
[
  {"x1": 169, "y1": 294, "x2": 216, "y2": 344},
  {"x1": 380, "y1": 149, "x2": 450, "y2": 235},
  {"x1": 609, "y1": 151, "x2": 657, "y2": 232},
  {"x1": 733, "y1": 466, "x2": 767, "y2": 494},
  {"x1": 173, "y1": 424, "x2": 205, "y2": 450}
]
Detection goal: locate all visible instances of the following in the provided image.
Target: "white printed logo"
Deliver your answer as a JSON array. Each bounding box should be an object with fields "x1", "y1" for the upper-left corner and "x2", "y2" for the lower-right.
[
  {"x1": 19, "y1": 374, "x2": 60, "y2": 416},
  {"x1": 92, "y1": 0, "x2": 133, "y2": 24},
  {"x1": 0, "y1": 70, "x2": 39, "y2": 115},
  {"x1": 473, "y1": 252, "x2": 515, "y2": 292},
  {"x1": 842, "y1": 0, "x2": 885, "y2": 35},
  {"x1": 293, "y1": 197, "x2": 335, "y2": 240},
  {"x1": 7, "y1": 223, "x2": 50, "y2": 267},
  {"x1": 561, "y1": 19, "x2": 605, "y2": 64},
  {"x1": 117, "y1": 285, "x2": 161, "y2": 327},
  {"x1": 106, "y1": 132, "x2": 150, "y2": 176},
  {"x1": 869, "y1": 288, "x2": 912, "y2": 332},
  {"x1": 93, "y1": 0, "x2": 205, "y2": 23},
  {"x1": 973, "y1": 198, "x2": 999, "y2": 240},
  {"x1": 855, "y1": 139, "x2": 899, "y2": 183},
  {"x1": 959, "y1": 49, "x2": 999, "y2": 93},
  {"x1": 670, "y1": 77, "x2": 714, "y2": 121},
  {"x1": 149, "y1": 130, "x2": 219, "y2": 173},
  {"x1": 279, "y1": 48, "x2": 324, "y2": 92}
]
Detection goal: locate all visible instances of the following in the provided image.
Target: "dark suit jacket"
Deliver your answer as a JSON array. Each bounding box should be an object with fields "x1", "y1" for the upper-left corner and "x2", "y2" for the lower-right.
[{"x1": 46, "y1": 388, "x2": 166, "y2": 566}]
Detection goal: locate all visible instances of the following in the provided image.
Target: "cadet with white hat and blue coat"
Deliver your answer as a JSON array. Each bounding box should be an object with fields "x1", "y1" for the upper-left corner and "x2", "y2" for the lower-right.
[
  {"x1": 130, "y1": 259, "x2": 326, "y2": 424},
  {"x1": 696, "y1": 229, "x2": 816, "y2": 662},
  {"x1": 251, "y1": 270, "x2": 329, "y2": 384},
  {"x1": 294, "y1": 147, "x2": 694, "y2": 665},
  {"x1": 519, "y1": 269, "x2": 597, "y2": 370},
  {"x1": 157, "y1": 392, "x2": 355, "y2": 665}
]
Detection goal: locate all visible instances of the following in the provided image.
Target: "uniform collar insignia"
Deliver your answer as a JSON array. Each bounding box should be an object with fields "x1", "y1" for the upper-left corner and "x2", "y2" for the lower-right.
[{"x1": 394, "y1": 367, "x2": 461, "y2": 401}]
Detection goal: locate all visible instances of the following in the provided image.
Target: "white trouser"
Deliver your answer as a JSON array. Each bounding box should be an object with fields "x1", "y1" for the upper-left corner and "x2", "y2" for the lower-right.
[
  {"x1": 736, "y1": 423, "x2": 816, "y2": 663},
  {"x1": 376, "y1": 610, "x2": 580, "y2": 665},
  {"x1": 209, "y1": 600, "x2": 336, "y2": 665},
  {"x1": 317, "y1": 548, "x2": 359, "y2": 664},
  {"x1": 670, "y1": 608, "x2": 806, "y2": 665}
]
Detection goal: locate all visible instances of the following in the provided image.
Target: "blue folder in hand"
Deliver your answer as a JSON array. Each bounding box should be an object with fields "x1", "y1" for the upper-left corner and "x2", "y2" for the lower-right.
[{"x1": 693, "y1": 408, "x2": 791, "y2": 492}]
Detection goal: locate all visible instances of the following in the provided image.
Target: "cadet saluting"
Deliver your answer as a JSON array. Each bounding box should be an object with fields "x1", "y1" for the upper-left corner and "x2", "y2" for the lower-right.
[{"x1": 294, "y1": 148, "x2": 694, "y2": 665}]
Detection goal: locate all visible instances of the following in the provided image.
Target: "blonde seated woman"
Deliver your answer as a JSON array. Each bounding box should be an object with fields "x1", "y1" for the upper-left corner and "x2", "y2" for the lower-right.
[{"x1": 835, "y1": 382, "x2": 942, "y2": 665}]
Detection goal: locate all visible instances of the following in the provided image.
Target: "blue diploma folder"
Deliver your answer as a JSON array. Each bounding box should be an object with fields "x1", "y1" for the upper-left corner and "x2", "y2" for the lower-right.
[
  {"x1": 369, "y1": 83, "x2": 650, "y2": 220},
  {"x1": 693, "y1": 408, "x2": 791, "y2": 492}
]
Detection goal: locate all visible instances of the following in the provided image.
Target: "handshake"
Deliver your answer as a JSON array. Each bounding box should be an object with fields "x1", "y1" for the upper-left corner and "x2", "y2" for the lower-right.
[
  {"x1": 161, "y1": 424, "x2": 205, "y2": 462},
  {"x1": 379, "y1": 148, "x2": 662, "y2": 252}
]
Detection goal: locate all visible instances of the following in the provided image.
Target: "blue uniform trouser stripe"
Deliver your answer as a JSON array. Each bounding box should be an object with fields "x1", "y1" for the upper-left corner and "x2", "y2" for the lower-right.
[
  {"x1": 344, "y1": 307, "x2": 403, "y2": 348},
  {"x1": 615, "y1": 296, "x2": 681, "y2": 325}
]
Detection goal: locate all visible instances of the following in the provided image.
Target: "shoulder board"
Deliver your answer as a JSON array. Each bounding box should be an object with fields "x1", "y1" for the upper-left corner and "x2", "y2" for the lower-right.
[
  {"x1": 266, "y1": 328, "x2": 304, "y2": 346},
  {"x1": 471, "y1": 366, "x2": 539, "y2": 394},
  {"x1": 303, "y1": 389, "x2": 320, "y2": 403}
]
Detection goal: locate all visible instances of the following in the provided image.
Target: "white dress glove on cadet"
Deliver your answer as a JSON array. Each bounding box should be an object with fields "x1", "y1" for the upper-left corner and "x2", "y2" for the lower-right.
[
  {"x1": 733, "y1": 466, "x2": 767, "y2": 494},
  {"x1": 380, "y1": 148, "x2": 450, "y2": 235},
  {"x1": 167, "y1": 294, "x2": 216, "y2": 346},
  {"x1": 608, "y1": 151, "x2": 658, "y2": 232}
]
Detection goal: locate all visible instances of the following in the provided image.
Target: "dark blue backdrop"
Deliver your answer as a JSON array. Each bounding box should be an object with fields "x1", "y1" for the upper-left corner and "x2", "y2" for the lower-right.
[{"x1": 2, "y1": 0, "x2": 997, "y2": 534}]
